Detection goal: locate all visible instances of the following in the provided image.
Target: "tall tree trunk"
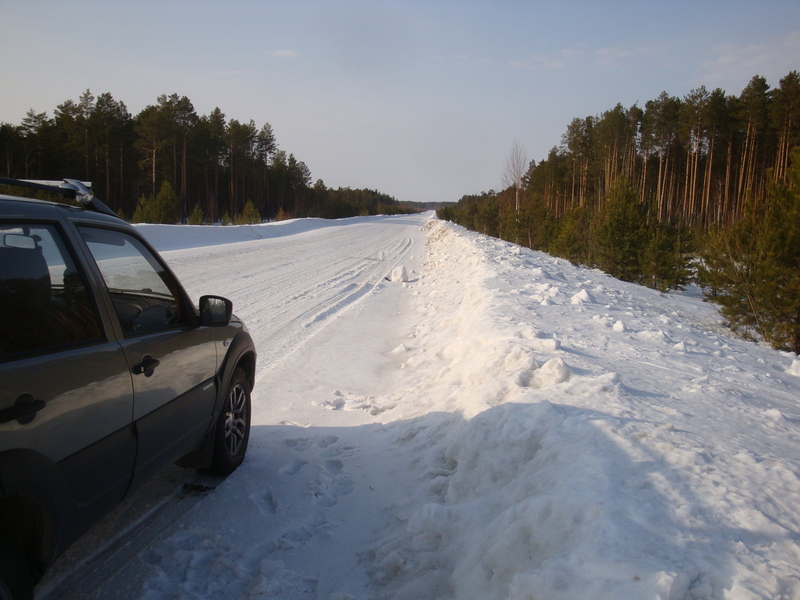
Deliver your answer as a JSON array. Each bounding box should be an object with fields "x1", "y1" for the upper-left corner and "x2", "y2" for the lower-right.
[
  {"x1": 105, "y1": 142, "x2": 110, "y2": 206},
  {"x1": 151, "y1": 145, "x2": 157, "y2": 198},
  {"x1": 181, "y1": 135, "x2": 188, "y2": 222},
  {"x1": 724, "y1": 140, "x2": 734, "y2": 222}
]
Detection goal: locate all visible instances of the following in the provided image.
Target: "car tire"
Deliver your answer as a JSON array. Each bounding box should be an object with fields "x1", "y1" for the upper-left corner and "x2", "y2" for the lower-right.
[
  {"x1": 0, "y1": 540, "x2": 34, "y2": 600},
  {"x1": 205, "y1": 368, "x2": 251, "y2": 476}
]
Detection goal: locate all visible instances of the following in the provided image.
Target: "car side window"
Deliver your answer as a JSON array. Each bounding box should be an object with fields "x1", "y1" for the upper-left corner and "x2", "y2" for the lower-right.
[
  {"x1": 78, "y1": 226, "x2": 189, "y2": 337},
  {"x1": 0, "y1": 223, "x2": 103, "y2": 361}
]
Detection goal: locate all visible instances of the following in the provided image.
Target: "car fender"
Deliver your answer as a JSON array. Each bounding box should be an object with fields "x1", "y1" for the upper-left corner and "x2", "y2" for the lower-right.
[
  {"x1": 215, "y1": 329, "x2": 256, "y2": 411},
  {"x1": 179, "y1": 329, "x2": 255, "y2": 470}
]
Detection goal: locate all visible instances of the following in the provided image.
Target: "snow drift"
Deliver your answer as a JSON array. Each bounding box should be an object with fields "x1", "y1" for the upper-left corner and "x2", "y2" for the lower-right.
[{"x1": 364, "y1": 220, "x2": 800, "y2": 599}]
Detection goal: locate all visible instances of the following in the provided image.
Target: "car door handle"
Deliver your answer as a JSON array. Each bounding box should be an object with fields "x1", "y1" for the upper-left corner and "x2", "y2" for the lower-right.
[
  {"x1": 132, "y1": 355, "x2": 160, "y2": 377},
  {"x1": 0, "y1": 394, "x2": 46, "y2": 424}
]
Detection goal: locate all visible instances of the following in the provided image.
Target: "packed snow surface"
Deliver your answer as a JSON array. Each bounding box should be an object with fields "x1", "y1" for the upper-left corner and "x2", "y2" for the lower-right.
[{"x1": 38, "y1": 214, "x2": 800, "y2": 599}]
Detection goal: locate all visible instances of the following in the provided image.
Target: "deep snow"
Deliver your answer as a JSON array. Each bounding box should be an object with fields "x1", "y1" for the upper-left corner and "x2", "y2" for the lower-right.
[{"x1": 37, "y1": 214, "x2": 800, "y2": 600}]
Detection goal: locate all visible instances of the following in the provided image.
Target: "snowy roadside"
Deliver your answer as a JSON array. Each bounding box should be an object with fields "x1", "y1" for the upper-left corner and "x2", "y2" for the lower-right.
[
  {"x1": 363, "y1": 220, "x2": 800, "y2": 600},
  {"x1": 37, "y1": 215, "x2": 800, "y2": 599}
]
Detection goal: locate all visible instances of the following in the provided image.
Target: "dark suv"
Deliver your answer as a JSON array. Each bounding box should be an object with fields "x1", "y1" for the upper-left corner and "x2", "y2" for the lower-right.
[{"x1": 0, "y1": 179, "x2": 256, "y2": 599}]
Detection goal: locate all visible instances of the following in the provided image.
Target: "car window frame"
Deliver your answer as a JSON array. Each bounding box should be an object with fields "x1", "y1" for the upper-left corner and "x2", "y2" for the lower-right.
[
  {"x1": 0, "y1": 218, "x2": 109, "y2": 363},
  {"x1": 73, "y1": 223, "x2": 199, "y2": 340}
]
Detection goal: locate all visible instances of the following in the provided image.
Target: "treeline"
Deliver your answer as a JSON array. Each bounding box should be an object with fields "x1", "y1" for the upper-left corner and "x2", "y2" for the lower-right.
[
  {"x1": 399, "y1": 201, "x2": 453, "y2": 212},
  {"x1": 439, "y1": 72, "x2": 800, "y2": 353},
  {"x1": 0, "y1": 90, "x2": 406, "y2": 222}
]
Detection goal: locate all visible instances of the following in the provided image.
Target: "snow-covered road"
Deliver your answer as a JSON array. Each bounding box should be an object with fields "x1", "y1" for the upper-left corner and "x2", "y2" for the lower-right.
[
  {"x1": 143, "y1": 214, "x2": 422, "y2": 373},
  {"x1": 37, "y1": 214, "x2": 800, "y2": 600}
]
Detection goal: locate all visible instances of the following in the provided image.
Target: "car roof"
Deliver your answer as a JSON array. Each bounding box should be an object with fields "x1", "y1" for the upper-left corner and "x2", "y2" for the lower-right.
[
  {"x1": 0, "y1": 193, "x2": 130, "y2": 228},
  {"x1": 0, "y1": 193, "x2": 64, "y2": 207},
  {"x1": 0, "y1": 178, "x2": 119, "y2": 219}
]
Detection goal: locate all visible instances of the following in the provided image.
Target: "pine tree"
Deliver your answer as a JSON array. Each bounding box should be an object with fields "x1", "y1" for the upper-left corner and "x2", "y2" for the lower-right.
[
  {"x1": 699, "y1": 148, "x2": 800, "y2": 352},
  {"x1": 131, "y1": 197, "x2": 153, "y2": 223},
  {"x1": 639, "y1": 221, "x2": 693, "y2": 292},
  {"x1": 188, "y1": 204, "x2": 204, "y2": 225},
  {"x1": 131, "y1": 180, "x2": 180, "y2": 224},
  {"x1": 476, "y1": 196, "x2": 500, "y2": 237},
  {"x1": 594, "y1": 179, "x2": 648, "y2": 282},
  {"x1": 548, "y1": 205, "x2": 593, "y2": 264},
  {"x1": 235, "y1": 200, "x2": 261, "y2": 224}
]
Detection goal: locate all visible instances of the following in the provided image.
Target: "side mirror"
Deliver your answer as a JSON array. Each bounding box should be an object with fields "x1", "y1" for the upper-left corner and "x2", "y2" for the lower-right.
[{"x1": 199, "y1": 295, "x2": 233, "y2": 326}]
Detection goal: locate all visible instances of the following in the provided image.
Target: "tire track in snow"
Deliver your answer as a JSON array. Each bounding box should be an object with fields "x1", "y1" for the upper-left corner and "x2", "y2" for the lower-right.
[{"x1": 162, "y1": 216, "x2": 419, "y2": 380}]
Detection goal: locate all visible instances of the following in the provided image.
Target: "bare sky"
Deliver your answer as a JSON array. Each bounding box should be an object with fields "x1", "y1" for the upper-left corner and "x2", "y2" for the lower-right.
[{"x1": 2, "y1": 1, "x2": 798, "y2": 203}]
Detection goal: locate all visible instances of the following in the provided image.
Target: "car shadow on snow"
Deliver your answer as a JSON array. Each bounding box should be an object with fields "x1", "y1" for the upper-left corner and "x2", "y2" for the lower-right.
[{"x1": 38, "y1": 401, "x2": 766, "y2": 600}]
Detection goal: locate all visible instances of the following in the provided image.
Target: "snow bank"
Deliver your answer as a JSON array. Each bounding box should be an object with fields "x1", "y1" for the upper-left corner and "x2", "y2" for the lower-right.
[
  {"x1": 365, "y1": 221, "x2": 800, "y2": 599},
  {"x1": 135, "y1": 215, "x2": 396, "y2": 252}
]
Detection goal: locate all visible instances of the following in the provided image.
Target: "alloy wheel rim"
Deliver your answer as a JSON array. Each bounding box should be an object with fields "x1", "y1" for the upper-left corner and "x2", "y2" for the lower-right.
[{"x1": 224, "y1": 383, "x2": 247, "y2": 456}]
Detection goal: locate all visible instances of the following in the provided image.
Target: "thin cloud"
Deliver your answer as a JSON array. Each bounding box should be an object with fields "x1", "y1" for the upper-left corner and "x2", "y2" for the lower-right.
[
  {"x1": 452, "y1": 53, "x2": 493, "y2": 66},
  {"x1": 511, "y1": 48, "x2": 579, "y2": 70},
  {"x1": 511, "y1": 44, "x2": 646, "y2": 71},
  {"x1": 701, "y1": 31, "x2": 800, "y2": 88},
  {"x1": 272, "y1": 49, "x2": 298, "y2": 59},
  {"x1": 592, "y1": 46, "x2": 637, "y2": 66}
]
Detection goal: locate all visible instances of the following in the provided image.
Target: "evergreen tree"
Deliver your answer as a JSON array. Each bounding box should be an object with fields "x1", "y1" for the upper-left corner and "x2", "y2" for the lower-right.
[
  {"x1": 772, "y1": 71, "x2": 800, "y2": 184},
  {"x1": 188, "y1": 204, "x2": 204, "y2": 225},
  {"x1": 549, "y1": 205, "x2": 594, "y2": 264},
  {"x1": 594, "y1": 179, "x2": 648, "y2": 282},
  {"x1": 699, "y1": 148, "x2": 800, "y2": 352},
  {"x1": 0, "y1": 123, "x2": 25, "y2": 177},
  {"x1": 134, "y1": 104, "x2": 167, "y2": 198},
  {"x1": 92, "y1": 92, "x2": 133, "y2": 210},
  {"x1": 518, "y1": 198, "x2": 554, "y2": 251},
  {"x1": 131, "y1": 180, "x2": 180, "y2": 224},
  {"x1": 235, "y1": 200, "x2": 261, "y2": 224},
  {"x1": 476, "y1": 196, "x2": 500, "y2": 237},
  {"x1": 639, "y1": 221, "x2": 693, "y2": 292},
  {"x1": 20, "y1": 109, "x2": 53, "y2": 179}
]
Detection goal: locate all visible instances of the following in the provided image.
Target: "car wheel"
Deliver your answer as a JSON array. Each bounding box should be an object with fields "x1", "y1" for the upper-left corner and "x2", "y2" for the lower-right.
[
  {"x1": 0, "y1": 540, "x2": 33, "y2": 600},
  {"x1": 205, "y1": 368, "x2": 251, "y2": 476}
]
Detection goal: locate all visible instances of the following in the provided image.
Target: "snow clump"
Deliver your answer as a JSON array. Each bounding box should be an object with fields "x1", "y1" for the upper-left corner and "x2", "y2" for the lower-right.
[
  {"x1": 388, "y1": 265, "x2": 409, "y2": 282},
  {"x1": 787, "y1": 358, "x2": 800, "y2": 376}
]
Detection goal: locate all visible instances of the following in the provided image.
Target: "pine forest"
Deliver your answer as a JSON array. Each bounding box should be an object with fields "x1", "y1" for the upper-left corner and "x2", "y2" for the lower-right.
[
  {"x1": 0, "y1": 91, "x2": 404, "y2": 223},
  {"x1": 439, "y1": 72, "x2": 800, "y2": 353}
]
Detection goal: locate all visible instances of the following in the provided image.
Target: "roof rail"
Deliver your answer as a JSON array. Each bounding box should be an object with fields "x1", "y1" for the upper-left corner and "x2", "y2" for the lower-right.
[{"x1": 0, "y1": 177, "x2": 117, "y2": 217}]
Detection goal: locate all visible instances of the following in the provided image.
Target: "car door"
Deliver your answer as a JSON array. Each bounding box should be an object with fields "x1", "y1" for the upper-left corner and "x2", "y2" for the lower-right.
[
  {"x1": 0, "y1": 220, "x2": 135, "y2": 511},
  {"x1": 75, "y1": 225, "x2": 218, "y2": 485}
]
